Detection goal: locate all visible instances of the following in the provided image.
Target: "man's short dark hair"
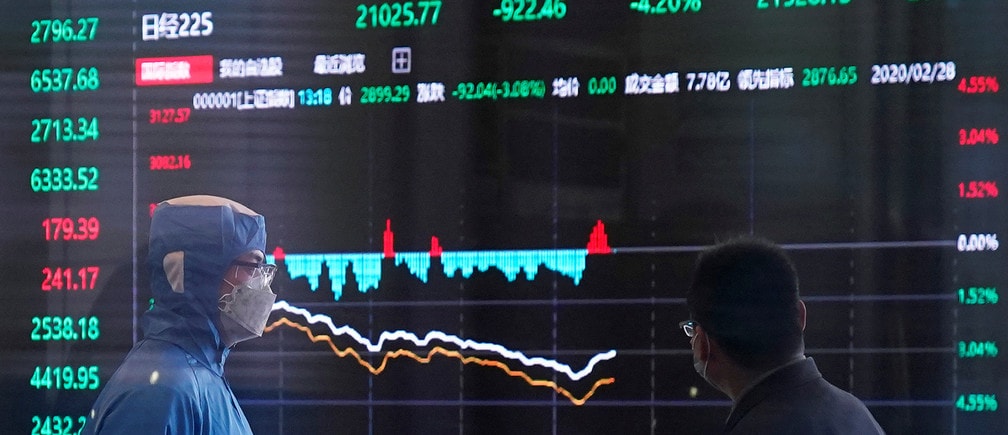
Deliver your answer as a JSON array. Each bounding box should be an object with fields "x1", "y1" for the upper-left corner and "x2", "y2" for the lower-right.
[{"x1": 687, "y1": 236, "x2": 803, "y2": 370}]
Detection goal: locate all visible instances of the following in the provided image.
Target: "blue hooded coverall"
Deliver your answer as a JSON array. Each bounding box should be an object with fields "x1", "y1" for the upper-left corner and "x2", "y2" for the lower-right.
[{"x1": 81, "y1": 198, "x2": 266, "y2": 434}]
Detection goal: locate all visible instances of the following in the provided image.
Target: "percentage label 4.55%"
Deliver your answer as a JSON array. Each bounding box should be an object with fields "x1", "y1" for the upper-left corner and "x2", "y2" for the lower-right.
[{"x1": 958, "y1": 76, "x2": 999, "y2": 94}]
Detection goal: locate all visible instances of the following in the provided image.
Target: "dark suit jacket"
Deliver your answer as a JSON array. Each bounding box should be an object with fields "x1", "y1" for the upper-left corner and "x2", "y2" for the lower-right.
[{"x1": 724, "y1": 358, "x2": 885, "y2": 434}]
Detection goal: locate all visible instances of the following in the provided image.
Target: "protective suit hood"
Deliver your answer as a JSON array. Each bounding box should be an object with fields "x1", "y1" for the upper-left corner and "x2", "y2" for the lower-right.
[{"x1": 144, "y1": 195, "x2": 266, "y2": 371}]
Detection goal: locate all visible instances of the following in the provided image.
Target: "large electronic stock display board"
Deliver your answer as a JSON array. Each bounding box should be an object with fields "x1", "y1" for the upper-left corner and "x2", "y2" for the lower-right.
[{"x1": 2, "y1": 1, "x2": 1005, "y2": 433}]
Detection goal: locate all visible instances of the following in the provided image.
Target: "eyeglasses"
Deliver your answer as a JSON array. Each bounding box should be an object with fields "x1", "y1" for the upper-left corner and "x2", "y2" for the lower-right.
[
  {"x1": 678, "y1": 320, "x2": 697, "y2": 338},
  {"x1": 231, "y1": 260, "x2": 277, "y2": 286}
]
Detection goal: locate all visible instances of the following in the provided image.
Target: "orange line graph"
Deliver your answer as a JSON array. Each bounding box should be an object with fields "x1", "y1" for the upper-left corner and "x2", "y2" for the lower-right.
[{"x1": 264, "y1": 317, "x2": 615, "y2": 406}]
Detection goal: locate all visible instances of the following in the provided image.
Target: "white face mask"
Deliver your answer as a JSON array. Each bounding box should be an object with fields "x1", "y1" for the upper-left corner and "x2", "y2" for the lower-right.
[
  {"x1": 692, "y1": 334, "x2": 710, "y2": 381},
  {"x1": 218, "y1": 265, "x2": 276, "y2": 347}
]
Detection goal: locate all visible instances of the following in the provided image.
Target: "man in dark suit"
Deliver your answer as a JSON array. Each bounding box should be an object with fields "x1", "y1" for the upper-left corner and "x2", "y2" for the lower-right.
[{"x1": 682, "y1": 237, "x2": 885, "y2": 434}]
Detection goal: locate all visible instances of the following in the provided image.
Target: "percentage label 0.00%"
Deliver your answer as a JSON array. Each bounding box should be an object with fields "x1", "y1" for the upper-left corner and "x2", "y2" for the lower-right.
[{"x1": 957, "y1": 233, "x2": 999, "y2": 252}]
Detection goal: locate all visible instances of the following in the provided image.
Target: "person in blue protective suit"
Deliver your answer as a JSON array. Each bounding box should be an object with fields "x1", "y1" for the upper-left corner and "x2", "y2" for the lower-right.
[{"x1": 81, "y1": 195, "x2": 277, "y2": 435}]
